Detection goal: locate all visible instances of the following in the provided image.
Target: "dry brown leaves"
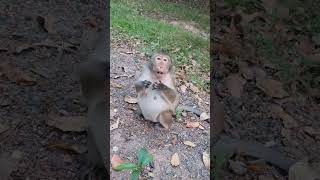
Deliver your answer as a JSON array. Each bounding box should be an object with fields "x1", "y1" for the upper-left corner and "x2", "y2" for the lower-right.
[
  {"x1": 170, "y1": 153, "x2": 180, "y2": 167},
  {"x1": 124, "y1": 95, "x2": 138, "y2": 104},
  {"x1": 36, "y1": 15, "x2": 56, "y2": 34},
  {"x1": 224, "y1": 74, "x2": 246, "y2": 98},
  {"x1": 46, "y1": 113, "x2": 87, "y2": 132},
  {"x1": 0, "y1": 62, "x2": 36, "y2": 86},
  {"x1": 256, "y1": 79, "x2": 289, "y2": 98},
  {"x1": 111, "y1": 154, "x2": 124, "y2": 170}
]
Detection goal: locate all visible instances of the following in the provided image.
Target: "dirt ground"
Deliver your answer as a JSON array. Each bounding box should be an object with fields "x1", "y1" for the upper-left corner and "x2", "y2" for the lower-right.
[
  {"x1": 109, "y1": 41, "x2": 210, "y2": 179},
  {"x1": 1, "y1": 0, "x2": 319, "y2": 179}
]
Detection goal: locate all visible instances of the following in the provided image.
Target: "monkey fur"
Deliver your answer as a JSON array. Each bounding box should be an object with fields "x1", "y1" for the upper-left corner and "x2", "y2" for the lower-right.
[{"x1": 135, "y1": 51, "x2": 179, "y2": 129}]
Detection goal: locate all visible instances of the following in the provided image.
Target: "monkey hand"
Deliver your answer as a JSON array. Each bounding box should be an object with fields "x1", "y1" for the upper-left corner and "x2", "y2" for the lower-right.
[
  {"x1": 143, "y1": 80, "x2": 152, "y2": 88},
  {"x1": 152, "y1": 81, "x2": 166, "y2": 90}
]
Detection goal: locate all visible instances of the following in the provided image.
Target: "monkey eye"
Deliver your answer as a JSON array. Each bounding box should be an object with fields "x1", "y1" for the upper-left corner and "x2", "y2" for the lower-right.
[
  {"x1": 163, "y1": 58, "x2": 167, "y2": 61},
  {"x1": 156, "y1": 57, "x2": 161, "y2": 60}
]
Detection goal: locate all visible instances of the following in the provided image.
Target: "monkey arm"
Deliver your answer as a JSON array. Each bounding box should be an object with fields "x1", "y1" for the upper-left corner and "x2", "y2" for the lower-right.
[
  {"x1": 152, "y1": 82, "x2": 178, "y2": 104},
  {"x1": 135, "y1": 80, "x2": 152, "y2": 94}
]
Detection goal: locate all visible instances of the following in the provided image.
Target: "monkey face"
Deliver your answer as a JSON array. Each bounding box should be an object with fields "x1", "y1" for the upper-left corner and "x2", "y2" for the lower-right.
[{"x1": 152, "y1": 54, "x2": 171, "y2": 75}]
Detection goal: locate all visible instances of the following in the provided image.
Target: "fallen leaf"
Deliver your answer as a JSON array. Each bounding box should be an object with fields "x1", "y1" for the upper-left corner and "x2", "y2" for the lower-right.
[
  {"x1": 202, "y1": 152, "x2": 210, "y2": 169},
  {"x1": 224, "y1": 74, "x2": 246, "y2": 98},
  {"x1": 124, "y1": 95, "x2": 138, "y2": 104},
  {"x1": 257, "y1": 79, "x2": 289, "y2": 98},
  {"x1": 111, "y1": 118, "x2": 120, "y2": 131},
  {"x1": 270, "y1": 104, "x2": 298, "y2": 128},
  {"x1": 0, "y1": 62, "x2": 36, "y2": 86},
  {"x1": 200, "y1": 112, "x2": 210, "y2": 121},
  {"x1": 171, "y1": 136, "x2": 177, "y2": 145},
  {"x1": 180, "y1": 85, "x2": 187, "y2": 93},
  {"x1": 48, "y1": 143, "x2": 87, "y2": 154},
  {"x1": 111, "y1": 81, "x2": 123, "y2": 88},
  {"x1": 229, "y1": 160, "x2": 247, "y2": 175},
  {"x1": 14, "y1": 43, "x2": 34, "y2": 53},
  {"x1": 63, "y1": 154, "x2": 72, "y2": 163},
  {"x1": 239, "y1": 62, "x2": 254, "y2": 80},
  {"x1": 289, "y1": 158, "x2": 320, "y2": 180},
  {"x1": 47, "y1": 113, "x2": 87, "y2": 132},
  {"x1": 148, "y1": 172, "x2": 155, "y2": 177},
  {"x1": 111, "y1": 154, "x2": 124, "y2": 170},
  {"x1": 183, "y1": 141, "x2": 196, "y2": 147},
  {"x1": 11, "y1": 150, "x2": 23, "y2": 160},
  {"x1": 303, "y1": 126, "x2": 318, "y2": 137},
  {"x1": 36, "y1": 15, "x2": 56, "y2": 34},
  {"x1": 247, "y1": 164, "x2": 267, "y2": 173},
  {"x1": 170, "y1": 153, "x2": 180, "y2": 167},
  {"x1": 189, "y1": 83, "x2": 200, "y2": 93},
  {"x1": 186, "y1": 121, "x2": 200, "y2": 128}
]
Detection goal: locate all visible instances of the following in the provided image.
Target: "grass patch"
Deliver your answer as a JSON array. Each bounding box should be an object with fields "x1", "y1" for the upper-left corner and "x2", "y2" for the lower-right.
[
  {"x1": 111, "y1": 1, "x2": 209, "y2": 90},
  {"x1": 113, "y1": 0, "x2": 209, "y2": 31}
]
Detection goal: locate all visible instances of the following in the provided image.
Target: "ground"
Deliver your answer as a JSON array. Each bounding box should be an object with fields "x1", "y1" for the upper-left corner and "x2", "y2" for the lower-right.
[{"x1": 1, "y1": 0, "x2": 319, "y2": 180}]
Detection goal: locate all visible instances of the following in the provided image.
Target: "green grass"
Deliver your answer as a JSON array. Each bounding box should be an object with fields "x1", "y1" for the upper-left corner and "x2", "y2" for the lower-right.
[
  {"x1": 113, "y1": 0, "x2": 209, "y2": 31},
  {"x1": 111, "y1": 0, "x2": 209, "y2": 90}
]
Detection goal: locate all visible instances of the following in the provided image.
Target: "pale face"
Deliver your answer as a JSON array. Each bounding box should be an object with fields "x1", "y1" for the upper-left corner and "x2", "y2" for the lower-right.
[{"x1": 152, "y1": 54, "x2": 171, "y2": 75}]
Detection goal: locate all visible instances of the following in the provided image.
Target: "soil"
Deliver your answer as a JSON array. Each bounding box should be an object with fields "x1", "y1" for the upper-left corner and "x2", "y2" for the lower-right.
[{"x1": 109, "y1": 41, "x2": 210, "y2": 179}]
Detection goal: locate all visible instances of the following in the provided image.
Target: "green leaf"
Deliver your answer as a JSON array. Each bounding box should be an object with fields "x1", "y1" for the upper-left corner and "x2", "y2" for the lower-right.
[
  {"x1": 130, "y1": 170, "x2": 141, "y2": 180},
  {"x1": 137, "y1": 148, "x2": 154, "y2": 166},
  {"x1": 114, "y1": 162, "x2": 139, "y2": 171}
]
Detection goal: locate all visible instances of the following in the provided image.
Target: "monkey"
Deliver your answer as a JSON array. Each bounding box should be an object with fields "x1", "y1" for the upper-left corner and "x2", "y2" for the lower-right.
[
  {"x1": 77, "y1": 7, "x2": 109, "y2": 179},
  {"x1": 135, "y1": 50, "x2": 179, "y2": 129}
]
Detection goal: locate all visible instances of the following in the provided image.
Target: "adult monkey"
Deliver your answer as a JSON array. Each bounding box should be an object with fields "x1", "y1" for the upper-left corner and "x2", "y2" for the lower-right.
[{"x1": 78, "y1": 0, "x2": 109, "y2": 179}]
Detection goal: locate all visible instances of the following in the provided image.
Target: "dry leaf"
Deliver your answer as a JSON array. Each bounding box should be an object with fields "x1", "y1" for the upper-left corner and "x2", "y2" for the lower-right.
[
  {"x1": 247, "y1": 164, "x2": 267, "y2": 173},
  {"x1": 47, "y1": 143, "x2": 87, "y2": 154},
  {"x1": 303, "y1": 126, "x2": 318, "y2": 137},
  {"x1": 289, "y1": 159, "x2": 320, "y2": 180},
  {"x1": 111, "y1": 81, "x2": 123, "y2": 88},
  {"x1": 171, "y1": 136, "x2": 177, "y2": 145},
  {"x1": 270, "y1": 104, "x2": 298, "y2": 128},
  {"x1": 189, "y1": 83, "x2": 200, "y2": 93},
  {"x1": 202, "y1": 152, "x2": 210, "y2": 169},
  {"x1": 186, "y1": 121, "x2": 200, "y2": 128},
  {"x1": 170, "y1": 153, "x2": 180, "y2": 167},
  {"x1": 36, "y1": 15, "x2": 56, "y2": 34},
  {"x1": 0, "y1": 62, "x2": 36, "y2": 86},
  {"x1": 198, "y1": 125, "x2": 205, "y2": 130},
  {"x1": 111, "y1": 118, "x2": 120, "y2": 131},
  {"x1": 183, "y1": 141, "x2": 196, "y2": 147},
  {"x1": 111, "y1": 154, "x2": 124, "y2": 170},
  {"x1": 257, "y1": 79, "x2": 289, "y2": 98},
  {"x1": 47, "y1": 113, "x2": 87, "y2": 132},
  {"x1": 200, "y1": 112, "x2": 210, "y2": 121},
  {"x1": 239, "y1": 62, "x2": 254, "y2": 80},
  {"x1": 224, "y1": 74, "x2": 246, "y2": 98},
  {"x1": 124, "y1": 95, "x2": 138, "y2": 104},
  {"x1": 180, "y1": 85, "x2": 187, "y2": 93},
  {"x1": 14, "y1": 43, "x2": 34, "y2": 53}
]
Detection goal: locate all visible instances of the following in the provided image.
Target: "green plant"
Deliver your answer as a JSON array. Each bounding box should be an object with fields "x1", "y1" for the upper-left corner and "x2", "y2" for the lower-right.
[
  {"x1": 114, "y1": 147, "x2": 154, "y2": 180},
  {"x1": 175, "y1": 107, "x2": 183, "y2": 119}
]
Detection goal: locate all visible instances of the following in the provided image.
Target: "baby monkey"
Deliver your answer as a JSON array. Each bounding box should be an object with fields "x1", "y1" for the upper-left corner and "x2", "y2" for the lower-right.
[{"x1": 135, "y1": 50, "x2": 179, "y2": 129}]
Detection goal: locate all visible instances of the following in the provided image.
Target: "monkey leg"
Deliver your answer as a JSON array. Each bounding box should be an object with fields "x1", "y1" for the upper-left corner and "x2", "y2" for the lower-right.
[{"x1": 157, "y1": 110, "x2": 174, "y2": 129}]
